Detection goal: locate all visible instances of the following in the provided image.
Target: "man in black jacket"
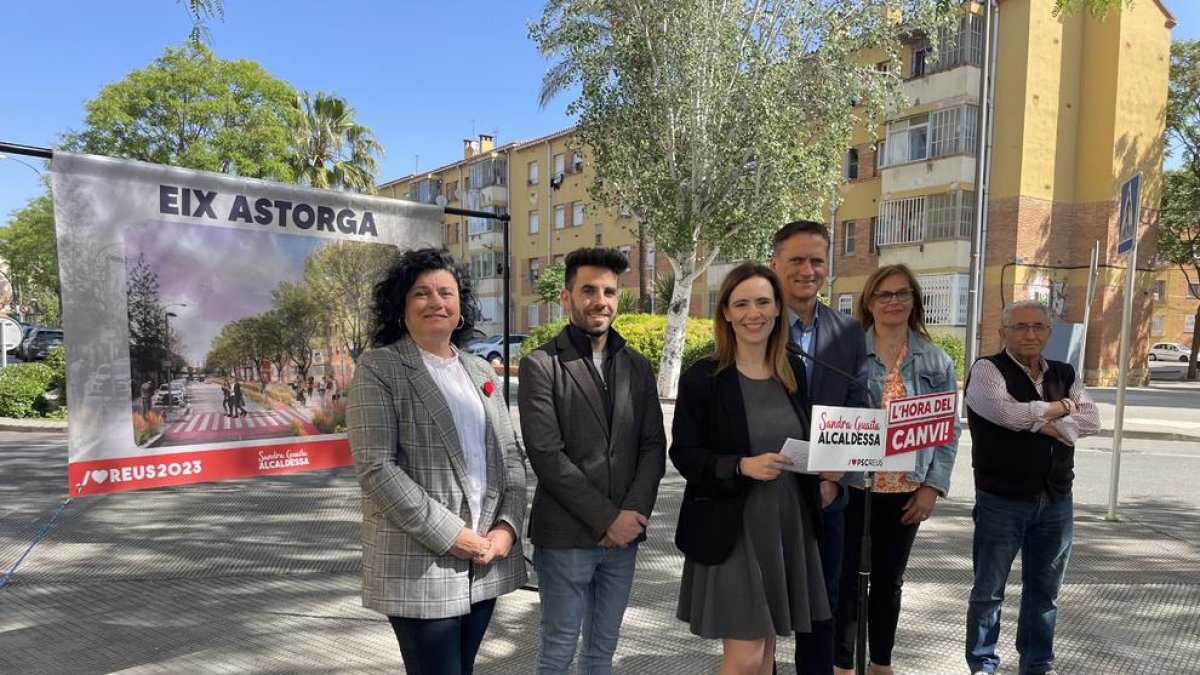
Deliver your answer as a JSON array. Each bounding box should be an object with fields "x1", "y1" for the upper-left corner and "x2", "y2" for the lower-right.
[
  {"x1": 519, "y1": 247, "x2": 667, "y2": 675},
  {"x1": 771, "y1": 220, "x2": 869, "y2": 673},
  {"x1": 963, "y1": 300, "x2": 1099, "y2": 675}
]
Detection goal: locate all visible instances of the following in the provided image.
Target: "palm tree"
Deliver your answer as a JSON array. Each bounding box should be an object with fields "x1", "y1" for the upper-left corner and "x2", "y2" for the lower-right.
[{"x1": 291, "y1": 91, "x2": 384, "y2": 193}]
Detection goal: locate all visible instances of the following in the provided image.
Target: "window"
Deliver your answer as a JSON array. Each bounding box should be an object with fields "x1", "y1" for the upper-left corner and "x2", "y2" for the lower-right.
[
  {"x1": 553, "y1": 153, "x2": 565, "y2": 177},
  {"x1": 527, "y1": 161, "x2": 539, "y2": 186},
  {"x1": 411, "y1": 177, "x2": 441, "y2": 204},
  {"x1": 529, "y1": 258, "x2": 541, "y2": 284},
  {"x1": 875, "y1": 141, "x2": 886, "y2": 170},
  {"x1": 1153, "y1": 280, "x2": 1165, "y2": 301},
  {"x1": 843, "y1": 221, "x2": 856, "y2": 256},
  {"x1": 572, "y1": 152, "x2": 584, "y2": 173},
  {"x1": 573, "y1": 202, "x2": 584, "y2": 228},
  {"x1": 708, "y1": 291, "x2": 719, "y2": 315},
  {"x1": 917, "y1": 273, "x2": 970, "y2": 325},
  {"x1": 1151, "y1": 315, "x2": 1164, "y2": 336},
  {"x1": 845, "y1": 149, "x2": 859, "y2": 180},
  {"x1": 554, "y1": 205, "x2": 565, "y2": 230},
  {"x1": 528, "y1": 304, "x2": 540, "y2": 329},
  {"x1": 470, "y1": 251, "x2": 501, "y2": 279},
  {"x1": 885, "y1": 114, "x2": 929, "y2": 165},
  {"x1": 838, "y1": 294, "x2": 854, "y2": 316},
  {"x1": 1190, "y1": 282, "x2": 1200, "y2": 298},
  {"x1": 467, "y1": 205, "x2": 500, "y2": 235},
  {"x1": 1187, "y1": 315, "x2": 1197, "y2": 333},
  {"x1": 469, "y1": 157, "x2": 506, "y2": 189},
  {"x1": 529, "y1": 210, "x2": 540, "y2": 234},
  {"x1": 876, "y1": 61, "x2": 890, "y2": 73},
  {"x1": 479, "y1": 297, "x2": 499, "y2": 323},
  {"x1": 877, "y1": 190, "x2": 974, "y2": 246},
  {"x1": 911, "y1": 41, "x2": 929, "y2": 78},
  {"x1": 870, "y1": 217, "x2": 879, "y2": 254},
  {"x1": 595, "y1": 224, "x2": 603, "y2": 245}
]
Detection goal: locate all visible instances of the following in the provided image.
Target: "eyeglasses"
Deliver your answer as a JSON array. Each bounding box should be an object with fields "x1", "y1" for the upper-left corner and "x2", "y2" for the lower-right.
[
  {"x1": 870, "y1": 288, "x2": 914, "y2": 304},
  {"x1": 1005, "y1": 323, "x2": 1050, "y2": 335}
]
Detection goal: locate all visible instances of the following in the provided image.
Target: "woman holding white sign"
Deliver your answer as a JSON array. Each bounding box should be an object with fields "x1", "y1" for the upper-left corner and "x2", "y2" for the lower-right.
[
  {"x1": 672, "y1": 262, "x2": 839, "y2": 675},
  {"x1": 832, "y1": 264, "x2": 960, "y2": 675}
]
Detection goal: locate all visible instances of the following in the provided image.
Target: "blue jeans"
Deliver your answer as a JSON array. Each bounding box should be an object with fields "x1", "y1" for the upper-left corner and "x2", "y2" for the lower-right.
[
  {"x1": 965, "y1": 490, "x2": 1073, "y2": 675},
  {"x1": 389, "y1": 598, "x2": 496, "y2": 675},
  {"x1": 535, "y1": 544, "x2": 639, "y2": 675}
]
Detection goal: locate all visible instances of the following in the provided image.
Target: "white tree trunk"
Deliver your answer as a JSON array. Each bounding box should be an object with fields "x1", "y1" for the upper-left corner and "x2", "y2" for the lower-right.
[{"x1": 657, "y1": 255, "x2": 699, "y2": 398}]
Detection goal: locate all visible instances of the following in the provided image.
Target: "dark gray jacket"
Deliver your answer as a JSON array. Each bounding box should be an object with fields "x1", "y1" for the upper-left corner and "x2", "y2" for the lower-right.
[{"x1": 518, "y1": 326, "x2": 666, "y2": 549}]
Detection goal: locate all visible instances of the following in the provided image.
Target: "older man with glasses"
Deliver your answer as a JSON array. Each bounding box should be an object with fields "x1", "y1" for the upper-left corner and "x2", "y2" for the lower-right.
[{"x1": 962, "y1": 300, "x2": 1100, "y2": 675}]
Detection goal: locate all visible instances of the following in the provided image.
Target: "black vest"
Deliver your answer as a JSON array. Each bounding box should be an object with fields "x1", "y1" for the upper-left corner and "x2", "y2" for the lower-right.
[{"x1": 966, "y1": 352, "x2": 1076, "y2": 501}]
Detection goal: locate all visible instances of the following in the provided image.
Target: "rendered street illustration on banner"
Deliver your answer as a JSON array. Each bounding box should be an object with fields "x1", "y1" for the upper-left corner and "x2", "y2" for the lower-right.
[{"x1": 53, "y1": 152, "x2": 443, "y2": 495}]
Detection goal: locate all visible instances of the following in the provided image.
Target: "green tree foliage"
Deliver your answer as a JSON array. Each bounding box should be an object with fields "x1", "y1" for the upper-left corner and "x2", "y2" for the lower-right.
[
  {"x1": 531, "y1": 0, "x2": 952, "y2": 395},
  {"x1": 1164, "y1": 40, "x2": 1200, "y2": 380},
  {"x1": 126, "y1": 254, "x2": 169, "y2": 384},
  {"x1": 0, "y1": 192, "x2": 60, "y2": 319},
  {"x1": 303, "y1": 242, "x2": 399, "y2": 362},
  {"x1": 535, "y1": 262, "x2": 566, "y2": 306},
  {"x1": 1158, "y1": 171, "x2": 1200, "y2": 380},
  {"x1": 179, "y1": 0, "x2": 224, "y2": 43},
  {"x1": 292, "y1": 91, "x2": 384, "y2": 193},
  {"x1": 64, "y1": 43, "x2": 299, "y2": 181},
  {"x1": 271, "y1": 281, "x2": 322, "y2": 380}
]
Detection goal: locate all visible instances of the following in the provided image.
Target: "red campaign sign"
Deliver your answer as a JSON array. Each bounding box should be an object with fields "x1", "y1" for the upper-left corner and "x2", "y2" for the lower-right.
[
  {"x1": 67, "y1": 439, "x2": 352, "y2": 496},
  {"x1": 884, "y1": 391, "x2": 957, "y2": 456}
]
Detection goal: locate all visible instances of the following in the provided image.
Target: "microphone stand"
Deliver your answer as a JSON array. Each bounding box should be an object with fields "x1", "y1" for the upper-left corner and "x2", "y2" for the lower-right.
[{"x1": 789, "y1": 343, "x2": 877, "y2": 675}]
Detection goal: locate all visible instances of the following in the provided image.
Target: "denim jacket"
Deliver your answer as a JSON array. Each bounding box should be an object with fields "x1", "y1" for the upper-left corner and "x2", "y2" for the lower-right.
[{"x1": 846, "y1": 327, "x2": 960, "y2": 495}]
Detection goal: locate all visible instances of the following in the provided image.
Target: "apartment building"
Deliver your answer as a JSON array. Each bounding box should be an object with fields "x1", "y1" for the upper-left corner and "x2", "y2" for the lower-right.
[
  {"x1": 379, "y1": 0, "x2": 1173, "y2": 384},
  {"x1": 827, "y1": 0, "x2": 1173, "y2": 385},
  {"x1": 1151, "y1": 266, "x2": 1199, "y2": 349},
  {"x1": 378, "y1": 132, "x2": 673, "y2": 336}
]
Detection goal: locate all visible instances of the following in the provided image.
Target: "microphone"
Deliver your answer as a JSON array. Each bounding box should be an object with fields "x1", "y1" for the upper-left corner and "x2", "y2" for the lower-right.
[{"x1": 786, "y1": 342, "x2": 878, "y2": 410}]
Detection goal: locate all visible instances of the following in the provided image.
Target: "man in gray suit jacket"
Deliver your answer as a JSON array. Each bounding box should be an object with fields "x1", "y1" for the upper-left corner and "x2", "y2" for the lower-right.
[
  {"x1": 519, "y1": 247, "x2": 667, "y2": 675},
  {"x1": 772, "y1": 220, "x2": 870, "y2": 674}
]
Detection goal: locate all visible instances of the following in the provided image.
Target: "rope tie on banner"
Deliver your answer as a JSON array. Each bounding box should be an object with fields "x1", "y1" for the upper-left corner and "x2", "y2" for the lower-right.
[{"x1": 0, "y1": 496, "x2": 74, "y2": 592}]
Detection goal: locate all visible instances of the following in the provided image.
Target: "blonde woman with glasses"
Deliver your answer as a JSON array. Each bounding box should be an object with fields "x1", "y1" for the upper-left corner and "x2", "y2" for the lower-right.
[{"x1": 833, "y1": 264, "x2": 960, "y2": 675}]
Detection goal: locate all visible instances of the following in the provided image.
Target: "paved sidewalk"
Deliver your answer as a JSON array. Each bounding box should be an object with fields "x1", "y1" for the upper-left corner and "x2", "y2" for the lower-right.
[{"x1": 2, "y1": 425, "x2": 1199, "y2": 674}]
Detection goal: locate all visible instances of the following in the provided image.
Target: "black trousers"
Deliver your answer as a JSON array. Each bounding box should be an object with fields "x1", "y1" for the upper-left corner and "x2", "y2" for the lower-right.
[
  {"x1": 833, "y1": 489, "x2": 921, "y2": 669},
  {"x1": 388, "y1": 598, "x2": 496, "y2": 675}
]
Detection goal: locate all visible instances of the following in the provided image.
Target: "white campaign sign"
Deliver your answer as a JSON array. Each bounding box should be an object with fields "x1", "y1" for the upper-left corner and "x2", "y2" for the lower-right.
[{"x1": 806, "y1": 405, "x2": 915, "y2": 472}]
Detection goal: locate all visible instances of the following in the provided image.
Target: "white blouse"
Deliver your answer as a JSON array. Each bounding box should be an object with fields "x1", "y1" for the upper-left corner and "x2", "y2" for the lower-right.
[{"x1": 420, "y1": 347, "x2": 488, "y2": 533}]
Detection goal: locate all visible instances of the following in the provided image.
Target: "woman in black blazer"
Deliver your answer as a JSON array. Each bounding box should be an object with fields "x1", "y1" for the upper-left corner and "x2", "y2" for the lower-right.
[{"x1": 671, "y1": 262, "x2": 841, "y2": 675}]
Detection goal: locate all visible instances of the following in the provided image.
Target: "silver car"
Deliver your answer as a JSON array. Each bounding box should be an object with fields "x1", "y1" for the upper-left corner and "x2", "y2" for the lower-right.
[{"x1": 464, "y1": 333, "x2": 527, "y2": 365}]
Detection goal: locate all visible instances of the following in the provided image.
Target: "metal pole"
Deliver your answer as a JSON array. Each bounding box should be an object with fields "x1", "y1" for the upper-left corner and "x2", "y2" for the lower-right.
[
  {"x1": 964, "y1": 0, "x2": 996, "y2": 370},
  {"x1": 1078, "y1": 242, "x2": 1099, "y2": 376},
  {"x1": 1107, "y1": 227, "x2": 1139, "y2": 521},
  {"x1": 854, "y1": 471, "x2": 874, "y2": 675}
]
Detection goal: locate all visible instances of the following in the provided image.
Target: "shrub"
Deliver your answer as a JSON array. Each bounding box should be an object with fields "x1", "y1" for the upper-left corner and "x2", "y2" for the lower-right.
[
  {"x1": 931, "y1": 332, "x2": 966, "y2": 381},
  {"x1": 312, "y1": 401, "x2": 346, "y2": 434},
  {"x1": 0, "y1": 363, "x2": 56, "y2": 418},
  {"x1": 289, "y1": 419, "x2": 306, "y2": 436},
  {"x1": 46, "y1": 345, "x2": 67, "y2": 393},
  {"x1": 133, "y1": 411, "x2": 164, "y2": 446},
  {"x1": 682, "y1": 339, "x2": 715, "y2": 373},
  {"x1": 516, "y1": 314, "x2": 714, "y2": 375}
]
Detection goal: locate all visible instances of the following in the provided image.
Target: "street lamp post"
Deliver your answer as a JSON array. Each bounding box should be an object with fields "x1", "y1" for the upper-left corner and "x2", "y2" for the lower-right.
[
  {"x1": 0, "y1": 153, "x2": 45, "y2": 178},
  {"x1": 165, "y1": 311, "x2": 178, "y2": 422}
]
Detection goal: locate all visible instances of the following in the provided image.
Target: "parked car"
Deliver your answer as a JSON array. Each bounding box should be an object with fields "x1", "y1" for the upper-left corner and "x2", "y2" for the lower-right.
[
  {"x1": 7, "y1": 323, "x2": 33, "y2": 358},
  {"x1": 155, "y1": 381, "x2": 188, "y2": 406},
  {"x1": 20, "y1": 327, "x2": 64, "y2": 361},
  {"x1": 1148, "y1": 342, "x2": 1194, "y2": 362},
  {"x1": 463, "y1": 333, "x2": 527, "y2": 365}
]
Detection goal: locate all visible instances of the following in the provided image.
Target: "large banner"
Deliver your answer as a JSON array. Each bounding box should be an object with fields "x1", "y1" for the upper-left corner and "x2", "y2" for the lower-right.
[{"x1": 53, "y1": 153, "x2": 443, "y2": 495}]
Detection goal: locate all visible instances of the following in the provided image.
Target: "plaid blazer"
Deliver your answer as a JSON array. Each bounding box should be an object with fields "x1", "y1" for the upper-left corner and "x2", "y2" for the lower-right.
[{"x1": 347, "y1": 336, "x2": 528, "y2": 619}]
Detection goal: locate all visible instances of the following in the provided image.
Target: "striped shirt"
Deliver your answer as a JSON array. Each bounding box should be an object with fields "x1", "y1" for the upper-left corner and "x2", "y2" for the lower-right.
[{"x1": 964, "y1": 350, "x2": 1100, "y2": 446}]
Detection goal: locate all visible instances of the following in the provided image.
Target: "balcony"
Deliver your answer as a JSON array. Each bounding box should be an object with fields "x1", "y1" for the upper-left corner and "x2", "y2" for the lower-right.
[
  {"x1": 899, "y1": 64, "x2": 981, "y2": 109},
  {"x1": 881, "y1": 155, "x2": 976, "y2": 194}
]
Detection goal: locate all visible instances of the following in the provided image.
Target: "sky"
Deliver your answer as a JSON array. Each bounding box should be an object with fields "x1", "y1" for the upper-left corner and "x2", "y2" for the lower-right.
[
  {"x1": 0, "y1": 1, "x2": 1197, "y2": 223},
  {"x1": 0, "y1": 0, "x2": 573, "y2": 221},
  {"x1": 125, "y1": 219, "x2": 330, "y2": 365}
]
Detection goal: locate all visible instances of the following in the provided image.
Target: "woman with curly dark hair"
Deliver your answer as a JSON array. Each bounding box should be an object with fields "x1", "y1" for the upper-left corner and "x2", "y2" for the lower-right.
[{"x1": 347, "y1": 247, "x2": 527, "y2": 675}]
